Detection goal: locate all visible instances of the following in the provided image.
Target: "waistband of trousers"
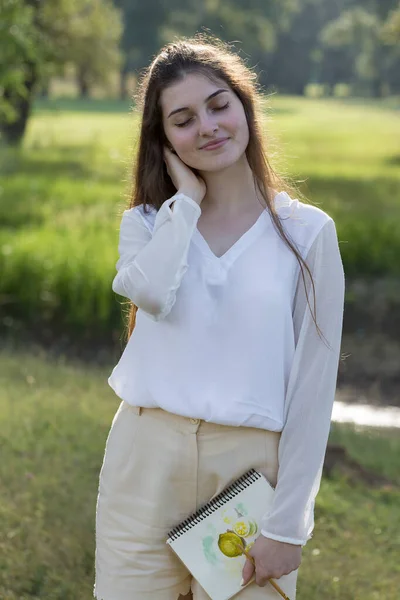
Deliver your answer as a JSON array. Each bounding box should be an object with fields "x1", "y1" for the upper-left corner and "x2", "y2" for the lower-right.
[{"x1": 123, "y1": 402, "x2": 279, "y2": 437}]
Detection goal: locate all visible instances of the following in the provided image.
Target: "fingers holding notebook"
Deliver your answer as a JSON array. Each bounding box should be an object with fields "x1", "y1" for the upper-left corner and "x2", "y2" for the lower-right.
[{"x1": 241, "y1": 535, "x2": 301, "y2": 588}]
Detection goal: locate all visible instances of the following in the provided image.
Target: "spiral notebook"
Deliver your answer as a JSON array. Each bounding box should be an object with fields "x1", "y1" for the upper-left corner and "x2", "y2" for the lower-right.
[{"x1": 166, "y1": 469, "x2": 275, "y2": 600}]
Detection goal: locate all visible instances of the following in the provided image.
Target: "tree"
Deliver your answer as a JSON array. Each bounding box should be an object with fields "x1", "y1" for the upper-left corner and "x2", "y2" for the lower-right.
[
  {"x1": 0, "y1": 0, "x2": 43, "y2": 144},
  {"x1": 381, "y1": 2, "x2": 400, "y2": 92},
  {"x1": 319, "y1": 2, "x2": 400, "y2": 96},
  {"x1": 266, "y1": 0, "x2": 324, "y2": 95},
  {"x1": 383, "y1": 2, "x2": 400, "y2": 45},
  {"x1": 67, "y1": 1, "x2": 123, "y2": 98},
  {"x1": 383, "y1": 2, "x2": 400, "y2": 42},
  {"x1": 0, "y1": 0, "x2": 123, "y2": 145},
  {"x1": 160, "y1": 0, "x2": 301, "y2": 91},
  {"x1": 320, "y1": 7, "x2": 383, "y2": 96},
  {"x1": 113, "y1": 0, "x2": 171, "y2": 98},
  {"x1": 113, "y1": 0, "x2": 300, "y2": 97}
]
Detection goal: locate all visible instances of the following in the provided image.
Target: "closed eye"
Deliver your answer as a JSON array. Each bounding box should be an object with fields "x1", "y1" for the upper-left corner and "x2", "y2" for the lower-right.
[{"x1": 175, "y1": 102, "x2": 230, "y2": 128}]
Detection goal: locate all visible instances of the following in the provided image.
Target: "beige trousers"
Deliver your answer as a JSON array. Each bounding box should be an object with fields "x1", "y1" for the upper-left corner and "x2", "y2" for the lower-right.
[{"x1": 94, "y1": 401, "x2": 299, "y2": 600}]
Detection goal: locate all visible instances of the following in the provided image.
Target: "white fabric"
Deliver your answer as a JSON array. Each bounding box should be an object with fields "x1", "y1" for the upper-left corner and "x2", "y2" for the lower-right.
[{"x1": 108, "y1": 190, "x2": 345, "y2": 546}]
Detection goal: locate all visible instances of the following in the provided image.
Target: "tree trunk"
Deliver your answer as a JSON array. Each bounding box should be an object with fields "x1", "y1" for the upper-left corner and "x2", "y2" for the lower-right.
[
  {"x1": 371, "y1": 76, "x2": 383, "y2": 98},
  {"x1": 39, "y1": 81, "x2": 50, "y2": 98},
  {"x1": 77, "y1": 68, "x2": 90, "y2": 98},
  {"x1": 0, "y1": 60, "x2": 37, "y2": 146}
]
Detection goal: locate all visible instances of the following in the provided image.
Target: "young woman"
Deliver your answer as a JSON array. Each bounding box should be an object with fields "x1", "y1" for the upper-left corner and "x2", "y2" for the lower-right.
[{"x1": 94, "y1": 35, "x2": 345, "y2": 600}]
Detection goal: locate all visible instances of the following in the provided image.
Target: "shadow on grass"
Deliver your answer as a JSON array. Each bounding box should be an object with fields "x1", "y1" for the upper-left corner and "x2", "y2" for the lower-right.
[
  {"x1": 0, "y1": 144, "x2": 123, "y2": 179},
  {"x1": 317, "y1": 95, "x2": 400, "y2": 111},
  {"x1": 385, "y1": 154, "x2": 400, "y2": 167},
  {"x1": 297, "y1": 174, "x2": 400, "y2": 216},
  {"x1": 1, "y1": 155, "x2": 93, "y2": 182},
  {"x1": 0, "y1": 145, "x2": 125, "y2": 230},
  {"x1": 32, "y1": 97, "x2": 134, "y2": 114},
  {"x1": 0, "y1": 146, "x2": 122, "y2": 229}
]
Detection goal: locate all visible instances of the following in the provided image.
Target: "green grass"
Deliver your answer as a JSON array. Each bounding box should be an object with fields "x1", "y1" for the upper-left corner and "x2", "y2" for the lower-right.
[
  {"x1": 0, "y1": 346, "x2": 399, "y2": 599},
  {"x1": 0, "y1": 96, "x2": 399, "y2": 338},
  {"x1": 265, "y1": 96, "x2": 400, "y2": 277}
]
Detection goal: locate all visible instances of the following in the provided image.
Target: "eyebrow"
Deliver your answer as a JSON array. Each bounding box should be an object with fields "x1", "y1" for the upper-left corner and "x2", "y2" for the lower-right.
[{"x1": 167, "y1": 89, "x2": 229, "y2": 119}]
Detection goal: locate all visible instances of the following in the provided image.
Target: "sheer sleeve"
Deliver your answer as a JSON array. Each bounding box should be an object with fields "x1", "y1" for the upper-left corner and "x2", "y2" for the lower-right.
[
  {"x1": 260, "y1": 218, "x2": 345, "y2": 546},
  {"x1": 112, "y1": 192, "x2": 201, "y2": 321}
]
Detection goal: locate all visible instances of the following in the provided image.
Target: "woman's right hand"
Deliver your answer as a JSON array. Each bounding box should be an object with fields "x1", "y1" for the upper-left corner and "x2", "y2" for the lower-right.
[{"x1": 163, "y1": 147, "x2": 206, "y2": 205}]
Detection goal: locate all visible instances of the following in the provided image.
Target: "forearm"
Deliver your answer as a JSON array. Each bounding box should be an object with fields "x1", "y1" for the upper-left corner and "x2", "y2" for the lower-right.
[
  {"x1": 112, "y1": 192, "x2": 201, "y2": 320},
  {"x1": 260, "y1": 219, "x2": 345, "y2": 545}
]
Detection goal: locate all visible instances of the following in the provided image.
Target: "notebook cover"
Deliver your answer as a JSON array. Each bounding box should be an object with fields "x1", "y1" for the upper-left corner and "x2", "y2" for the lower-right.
[{"x1": 166, "y1": 469, "x2": 274, "y2": 600}]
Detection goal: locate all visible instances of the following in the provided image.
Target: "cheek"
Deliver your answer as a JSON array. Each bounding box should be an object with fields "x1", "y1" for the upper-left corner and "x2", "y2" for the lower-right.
[
  {"x1": 231, "y1": 112, "x2": 248, "y2": 138},
  {"x1": 222, "y1": 108, "x2": 249, "y2": 143},
  {"x1": 168, "y1": 127, "x2": 191, "y2": 151},
  {"x1": 169, "y1": 129, "x2": 196, "y2": 152}
]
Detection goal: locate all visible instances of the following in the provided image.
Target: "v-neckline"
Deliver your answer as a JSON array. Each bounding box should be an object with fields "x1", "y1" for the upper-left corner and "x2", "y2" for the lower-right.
[{"x1": 192, "y1": 207, "x2": 269, "y2": 267}]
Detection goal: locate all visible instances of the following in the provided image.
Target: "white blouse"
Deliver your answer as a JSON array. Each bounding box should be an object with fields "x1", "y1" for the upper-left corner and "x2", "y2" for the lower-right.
[{"x1": 108, "y1": 190, "x2": 345, "y2": 546}]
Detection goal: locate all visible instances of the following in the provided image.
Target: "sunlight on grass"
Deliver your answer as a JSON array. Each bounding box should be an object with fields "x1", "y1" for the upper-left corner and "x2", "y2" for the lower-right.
[
  {"x1": 1, "y1": 95, "x2": 399, "y2": 338},
  {"x1": 0, "y1": 346, "x2": 399, "y2": 599}
]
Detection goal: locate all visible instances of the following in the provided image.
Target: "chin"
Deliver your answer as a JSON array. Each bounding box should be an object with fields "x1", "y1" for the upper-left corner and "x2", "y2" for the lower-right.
[
  {"x1": 205, "y1": 154, "x2": 242, "y2": 172},
  {"x1": 195, "y1": 150, "x2": 238, "y2": 170}
]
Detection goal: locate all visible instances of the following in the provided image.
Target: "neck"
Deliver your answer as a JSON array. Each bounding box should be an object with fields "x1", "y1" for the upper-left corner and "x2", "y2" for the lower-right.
[{"x1": 198, "y1": 155, "x2": 262, "y2": 215}]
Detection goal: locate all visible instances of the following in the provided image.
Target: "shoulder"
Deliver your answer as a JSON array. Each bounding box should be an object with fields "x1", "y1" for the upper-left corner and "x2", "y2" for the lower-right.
[
  {"x1": 120, "y1": 203, "x2": 157, "y2": 232},
  {"x1": 273, "y1": 191, "x2": 334, "y2": 255},
  {"x1": 273, "y1": 191, "x2": 332, "y2": 226}
]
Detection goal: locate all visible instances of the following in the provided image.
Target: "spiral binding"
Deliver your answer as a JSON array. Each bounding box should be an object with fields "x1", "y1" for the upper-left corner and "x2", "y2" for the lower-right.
[{"x1": 167, "y1": 468, "x2": 262, "y2": 541}]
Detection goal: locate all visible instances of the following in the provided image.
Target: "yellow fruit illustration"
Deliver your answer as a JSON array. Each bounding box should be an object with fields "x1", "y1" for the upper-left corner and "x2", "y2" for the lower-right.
[
  {"x1": 233, "y1": 518, "x2": 258, "y2": 538},
  {"x1": 218, "y1": 531, "x2": 246, "y2": 558},
  {"x1": 233, "y1": 519, "x2": 251, "y2": 537}
]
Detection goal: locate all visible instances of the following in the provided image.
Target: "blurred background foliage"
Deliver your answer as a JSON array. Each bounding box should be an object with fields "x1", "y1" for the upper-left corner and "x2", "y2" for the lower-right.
[
  {"x1": 1, "y1": 0, "x2": 400, "y2": 144},
  {"x1": 0, "y1": 0, "x2": 399, "y2": 379}
]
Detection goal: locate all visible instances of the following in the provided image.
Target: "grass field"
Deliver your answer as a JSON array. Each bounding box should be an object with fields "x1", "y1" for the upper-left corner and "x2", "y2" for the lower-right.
[
  {"x1": 0, "y1": 345, "x2": 399, "y2": 600},
  {"x1": 0, "y1": 95, "x2": 399, "y2": 340},
  {"x1": 1, "y1": 96, "x2": 399, "y2": 598}
]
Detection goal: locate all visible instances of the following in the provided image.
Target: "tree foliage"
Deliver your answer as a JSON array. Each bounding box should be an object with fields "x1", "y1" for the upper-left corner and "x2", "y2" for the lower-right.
[
  {"x1": 0, "y1": 0, "x2": 122, "y2": 144},
  {"x1": 382, "y1": 2, "x2": 400, "y2": 43},
  {"x1": 0, "y1": 0, "x2": 399, "y2": 145}
]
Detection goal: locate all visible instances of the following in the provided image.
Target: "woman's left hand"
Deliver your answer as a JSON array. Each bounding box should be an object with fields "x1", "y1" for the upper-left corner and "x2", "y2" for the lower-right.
[{"x1": 241, "y1": 535, "x2": 302, "y2": 587}]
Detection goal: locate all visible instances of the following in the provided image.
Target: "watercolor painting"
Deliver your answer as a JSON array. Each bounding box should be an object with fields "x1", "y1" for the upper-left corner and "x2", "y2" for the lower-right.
[{"x1": 200, "y1": 502, "x2": 259, "y2": 577}]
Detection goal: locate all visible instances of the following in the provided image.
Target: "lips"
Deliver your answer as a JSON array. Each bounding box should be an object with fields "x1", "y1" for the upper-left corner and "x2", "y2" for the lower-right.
[{"x1": 201, "y1": 137, "x2": 230, "y2": 150}]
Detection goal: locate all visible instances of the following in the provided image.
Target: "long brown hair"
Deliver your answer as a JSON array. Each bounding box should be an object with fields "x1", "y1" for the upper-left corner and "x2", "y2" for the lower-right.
[{"x1": 119, "y1": 33, "x2": 328, "y2": 348}]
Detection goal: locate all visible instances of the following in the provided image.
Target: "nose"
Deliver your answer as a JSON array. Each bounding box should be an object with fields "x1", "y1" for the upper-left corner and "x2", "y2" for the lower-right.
[{"x1": 198, "y1": 112, "x2": 218, "y2": 136}]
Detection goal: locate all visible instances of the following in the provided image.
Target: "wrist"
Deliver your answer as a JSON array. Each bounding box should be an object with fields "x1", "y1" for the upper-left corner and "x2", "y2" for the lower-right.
[{"x1": 178, "y1": 189, "x2": 202, "y2": 205}]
